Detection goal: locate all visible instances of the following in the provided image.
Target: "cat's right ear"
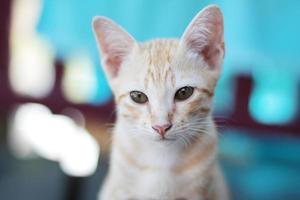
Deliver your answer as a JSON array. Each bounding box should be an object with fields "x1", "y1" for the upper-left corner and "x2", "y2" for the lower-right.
[
  {"x1": 92, "y1": 16, "x2": 136, "y2": 79},
  {"x1": 179, "y1": 5, "x2": 224, "y2": 71}
]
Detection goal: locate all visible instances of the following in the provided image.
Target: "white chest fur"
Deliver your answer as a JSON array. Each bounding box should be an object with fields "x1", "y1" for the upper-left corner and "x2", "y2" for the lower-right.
[{"x1": 99, "y1": 126, "x2": 218, "y2": 200}]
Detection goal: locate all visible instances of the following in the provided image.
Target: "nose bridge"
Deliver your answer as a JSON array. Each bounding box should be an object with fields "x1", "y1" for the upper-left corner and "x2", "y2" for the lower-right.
[
  {"x1": 150, "y1": 90, "x2": 172, "y2": 125},
  {"x1": 152, "y1": 103, "x2": 169, "y2": 123}
]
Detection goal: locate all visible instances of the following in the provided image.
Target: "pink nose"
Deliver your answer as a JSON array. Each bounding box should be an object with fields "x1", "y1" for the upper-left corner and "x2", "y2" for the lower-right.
[{"x1": 152, "y1": 124, "x2": 172, "y2": 137}]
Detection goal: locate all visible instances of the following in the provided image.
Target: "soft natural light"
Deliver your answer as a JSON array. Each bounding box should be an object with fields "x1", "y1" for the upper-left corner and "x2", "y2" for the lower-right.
[
  {"x1": 249, "y1": 69, "x2": 297, "y2": 125},
  {"x1": 9, "y1": 103, "x2": 100, "y2": 177},
  {"x1": 9, "y1": 0, "x2": 55, "y2": 98},
  {"x1": 62, "y1": 52, "x2": 98, "y2": 104}
]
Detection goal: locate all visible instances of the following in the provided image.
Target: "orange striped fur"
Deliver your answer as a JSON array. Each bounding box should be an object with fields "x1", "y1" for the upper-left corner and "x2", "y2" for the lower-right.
[{"x1": 93, "y1": 5, "x2": 229, "y2": 200}]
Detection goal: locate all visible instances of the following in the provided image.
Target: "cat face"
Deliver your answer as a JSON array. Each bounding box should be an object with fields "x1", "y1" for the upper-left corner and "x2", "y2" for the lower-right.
[{"x1": 93, "y1": 5, "x2": 224, "y2": 142}]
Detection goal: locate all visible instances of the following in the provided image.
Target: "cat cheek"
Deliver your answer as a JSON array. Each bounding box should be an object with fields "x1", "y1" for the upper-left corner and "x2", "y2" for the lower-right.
[
  {"x1": 121, "y1": 103, "x2": 141, "y2": 120},
  {"x1": 183, "y1": 97, "x2": 211, "y2": 118}
]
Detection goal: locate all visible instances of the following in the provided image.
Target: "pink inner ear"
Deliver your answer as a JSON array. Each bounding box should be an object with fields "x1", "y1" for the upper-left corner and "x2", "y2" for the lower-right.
[
  {"x1": 186, "y1": 22, "x2": 223, "y2": 68},
  {"x1": 98, "y1": 32, "x2": 130, "y2": 78},
  {"x1": 93, "y1": 16, "x2": 135, "y2": 79},
  {"x1": 182, "y1": 6, "x2": 224, "y2": 69},
  {"x1": 201, "y1": 45, "x2": 222, "y2": 69},
  {"x1": 105, "y1": 56, "x2": 122, "y2": 77},
  {"x1": 185, "y1": 29, "x2": 223, "y2": 69}
]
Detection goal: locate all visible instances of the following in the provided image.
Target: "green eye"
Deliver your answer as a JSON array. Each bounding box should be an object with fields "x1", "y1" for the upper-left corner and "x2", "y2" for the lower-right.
[
  {"x1": 175, "y1": 86, "x2": 194, "y2": 101},
  {"x1": 130, "y1": 91, "x2": 148, "y2": 104}
]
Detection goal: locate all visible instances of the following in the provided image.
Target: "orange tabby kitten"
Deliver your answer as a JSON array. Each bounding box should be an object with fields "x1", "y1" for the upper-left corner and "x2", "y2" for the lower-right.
[{"x1": 93, "y1": 5, "x2": 229, "y2": 200}]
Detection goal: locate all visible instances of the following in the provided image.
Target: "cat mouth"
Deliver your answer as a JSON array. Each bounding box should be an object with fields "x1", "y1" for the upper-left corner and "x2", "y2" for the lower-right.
[{"x1": 156, "y1": 137, "x2": 176, "y2": 142}]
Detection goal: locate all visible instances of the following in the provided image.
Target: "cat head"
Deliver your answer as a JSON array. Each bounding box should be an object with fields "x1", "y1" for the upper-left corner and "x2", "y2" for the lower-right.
[{"x1": 93, "y1": 5, "x2": 224, "y2": 142}]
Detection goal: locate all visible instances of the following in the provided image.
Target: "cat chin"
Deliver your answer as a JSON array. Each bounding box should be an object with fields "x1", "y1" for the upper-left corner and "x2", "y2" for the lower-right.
[
  {"x1": 155, "y1": 138, "x2": 176, "y2": 142},
  {"x1": 150, "y1": 136, "x2": 177, "y2": 143}
]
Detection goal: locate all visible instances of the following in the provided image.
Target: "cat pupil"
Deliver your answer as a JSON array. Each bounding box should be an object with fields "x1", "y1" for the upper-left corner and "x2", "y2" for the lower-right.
[
  {"x1": 130, "y1": 91, "x2": 148, "y2": 104},
  {"x1": 175, "y1": 86, "x2": 194, "y2": 101}
]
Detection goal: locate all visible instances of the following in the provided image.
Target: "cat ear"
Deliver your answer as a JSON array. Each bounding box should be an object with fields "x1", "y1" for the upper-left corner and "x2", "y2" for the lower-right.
[
  {"x1": 180, "y1": 5, "x2": 224, "y2": 70},
  {"x1": 92, "y1": 16, "x2": 136, "y2": 79}
]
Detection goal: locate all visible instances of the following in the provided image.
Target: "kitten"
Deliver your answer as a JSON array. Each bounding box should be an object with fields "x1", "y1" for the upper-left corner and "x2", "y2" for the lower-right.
[{"x1": 93, "y1": 5, "x2": 229, "y2": 200}]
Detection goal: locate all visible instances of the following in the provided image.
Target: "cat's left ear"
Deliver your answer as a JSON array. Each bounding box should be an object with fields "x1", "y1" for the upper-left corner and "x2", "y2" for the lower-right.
[
  {"x1": 180, "y1": 5, "x2": 224, "y2": 70},
  {"x1": 92, "y1": 16, "x2": 136, "y2": 79}
]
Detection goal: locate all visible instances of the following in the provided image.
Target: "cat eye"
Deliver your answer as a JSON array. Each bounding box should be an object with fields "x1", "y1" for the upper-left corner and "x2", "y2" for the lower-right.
[
  {"x1": 130, "y1": 91, "x2": 148, "y2": 104},
  {"x1": 174, "y1": 86, "x2": 194, "y2": 101}
]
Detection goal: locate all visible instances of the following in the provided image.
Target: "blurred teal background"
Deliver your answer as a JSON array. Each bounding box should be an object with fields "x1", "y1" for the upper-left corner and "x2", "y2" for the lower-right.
[
  {"x1": 37, "y1": 0, "x2": 300, "y2": 125},
  {"x1": 37, "y1": 1, "x2": 300, "y2": 199},
  {"x1": 1, "y1": 0, "x2": 300, "y2": 200}
]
